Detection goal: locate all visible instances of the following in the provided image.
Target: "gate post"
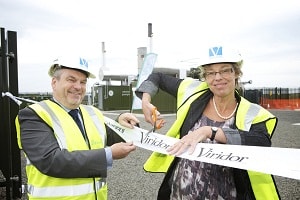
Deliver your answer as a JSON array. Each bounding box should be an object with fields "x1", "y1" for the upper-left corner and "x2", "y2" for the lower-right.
[{"x1": 0, "y1": 27, "x2": 22, "y2": 199}]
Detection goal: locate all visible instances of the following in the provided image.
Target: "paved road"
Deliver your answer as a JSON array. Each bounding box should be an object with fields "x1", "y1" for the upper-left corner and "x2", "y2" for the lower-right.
[{"x1": 12, "y1": 109, "x2": 300, "y2": 200}]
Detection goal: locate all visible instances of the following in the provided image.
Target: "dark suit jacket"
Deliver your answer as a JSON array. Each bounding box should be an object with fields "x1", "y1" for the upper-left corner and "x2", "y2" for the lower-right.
[{"x1": 18, "y1": 102, "x2": 124, "y2": 178}]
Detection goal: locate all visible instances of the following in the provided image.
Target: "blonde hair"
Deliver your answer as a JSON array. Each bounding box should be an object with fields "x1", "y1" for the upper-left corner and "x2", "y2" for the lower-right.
[{"x1": 199, "y1": 61, "x2": 243, "y2": 89}]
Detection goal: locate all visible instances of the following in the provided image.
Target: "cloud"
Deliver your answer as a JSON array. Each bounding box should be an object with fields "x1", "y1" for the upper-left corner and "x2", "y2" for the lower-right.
[{"x1": 1, "y1": 0, "x2": 300, "y2": 92}]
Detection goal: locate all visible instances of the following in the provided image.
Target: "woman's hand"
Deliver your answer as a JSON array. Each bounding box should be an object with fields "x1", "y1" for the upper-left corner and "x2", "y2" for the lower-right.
[
  {"x1": 142, "y1": 93, "x2": 155, "y2": 124},
  {"x1": 141, "y1": 93, "x2": 165, "y2": 128},
  {"x1": 167, "y1": 126, "x2": 211, "y2": 156}
]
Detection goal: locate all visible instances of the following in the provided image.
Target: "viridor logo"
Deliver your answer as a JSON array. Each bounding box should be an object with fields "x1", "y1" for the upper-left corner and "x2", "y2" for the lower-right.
[
  {"x1": 209, "y1": 46, "x2": 223, "y2": 58},
  {"x1": 80, "y1": 58, "x2": 88, "y2": 68}
]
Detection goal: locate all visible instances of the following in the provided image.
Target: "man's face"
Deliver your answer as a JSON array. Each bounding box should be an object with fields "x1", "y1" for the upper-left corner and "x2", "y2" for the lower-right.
[{"x1": 51, "y1": 68, "x2": 87, "y2": 109}]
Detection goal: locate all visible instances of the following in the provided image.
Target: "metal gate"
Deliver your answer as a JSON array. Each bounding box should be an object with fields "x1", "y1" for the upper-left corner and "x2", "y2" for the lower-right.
[{"x1": 0, "y1": 27, "x2": 22, "y2": 199}]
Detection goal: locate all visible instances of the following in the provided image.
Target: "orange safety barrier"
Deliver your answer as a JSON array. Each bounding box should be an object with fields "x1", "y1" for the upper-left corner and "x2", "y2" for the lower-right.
[{"x1": 261, "y1": 98, "x2": 300, "y2": 110}]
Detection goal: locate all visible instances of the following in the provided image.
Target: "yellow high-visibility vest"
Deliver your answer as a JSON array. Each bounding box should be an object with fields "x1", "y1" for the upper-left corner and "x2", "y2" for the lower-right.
[
  {"x1": 16, "y1": 100, "x2": 108, "y2": 200},
  {"x1": 144, "y1": 79, "x2": 279, "y2": 200}
]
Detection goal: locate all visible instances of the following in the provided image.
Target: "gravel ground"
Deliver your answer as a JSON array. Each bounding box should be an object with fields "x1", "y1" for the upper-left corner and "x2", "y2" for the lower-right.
[{"x1": 2, "y1": 109, "x2": 299, "y2": 199}]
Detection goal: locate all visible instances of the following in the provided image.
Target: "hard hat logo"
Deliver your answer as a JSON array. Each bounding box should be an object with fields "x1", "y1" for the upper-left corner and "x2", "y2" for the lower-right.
[
  {"x1": 199, "y1": 45, "x2": 243, "y2": 66},
  {"x1": 209, "y1": 46, "x2": 223, "y2": 58},
  {"x1": 79, "y1": 58, "x2": 88, "y2": 68}
]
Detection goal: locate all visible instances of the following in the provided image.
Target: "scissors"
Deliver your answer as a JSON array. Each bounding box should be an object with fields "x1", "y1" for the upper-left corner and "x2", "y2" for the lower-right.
[{"x1": 146, "y1": 107, "x2": 164, "y2": 136}]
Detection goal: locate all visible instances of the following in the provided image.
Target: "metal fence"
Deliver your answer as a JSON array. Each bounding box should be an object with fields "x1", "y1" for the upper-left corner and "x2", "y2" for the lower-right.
[{"x1": 245, "y1": 87, "x2": 300, "y2": 110}]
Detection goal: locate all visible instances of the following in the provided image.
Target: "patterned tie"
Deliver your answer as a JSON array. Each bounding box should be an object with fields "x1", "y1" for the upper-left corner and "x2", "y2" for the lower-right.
[{"x1": 68, "y1": 109, "x2": 85, "y2": 136}]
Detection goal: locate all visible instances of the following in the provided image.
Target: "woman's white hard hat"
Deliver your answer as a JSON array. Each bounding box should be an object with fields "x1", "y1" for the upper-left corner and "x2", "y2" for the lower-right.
[
  {"x1": 199, "y1": 45, "x2": 243, "y2": 66},
  {"x1": 48, "y1": 57, "x2": 96, "y2": 78}
]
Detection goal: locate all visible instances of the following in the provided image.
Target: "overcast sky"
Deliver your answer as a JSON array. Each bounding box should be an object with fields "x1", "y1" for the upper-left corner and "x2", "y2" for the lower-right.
[{"x1": 1, "y1": 0, "x2": 300, "y2": 92}]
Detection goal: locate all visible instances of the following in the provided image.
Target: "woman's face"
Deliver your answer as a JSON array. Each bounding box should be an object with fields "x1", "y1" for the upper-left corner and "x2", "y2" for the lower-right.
[{"x1": 204, "y1": 63, "x2": 238, "y2": 98}]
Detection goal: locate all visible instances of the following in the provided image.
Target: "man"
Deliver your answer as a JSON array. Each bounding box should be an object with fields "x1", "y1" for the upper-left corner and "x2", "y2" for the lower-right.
[{"x1": 15, "y1": 57, "x2": 139, "y2": 200}]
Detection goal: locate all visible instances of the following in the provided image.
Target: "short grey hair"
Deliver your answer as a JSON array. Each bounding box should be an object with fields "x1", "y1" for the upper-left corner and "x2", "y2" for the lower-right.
[{"x1": 52, "y1": 64, "x2": 63, "y2": 79}]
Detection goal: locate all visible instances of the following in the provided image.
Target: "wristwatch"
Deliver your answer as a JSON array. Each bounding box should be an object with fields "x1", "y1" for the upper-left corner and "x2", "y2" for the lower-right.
[{"x1": 210, "y1": 127, "x2": 218, "y2": 141}]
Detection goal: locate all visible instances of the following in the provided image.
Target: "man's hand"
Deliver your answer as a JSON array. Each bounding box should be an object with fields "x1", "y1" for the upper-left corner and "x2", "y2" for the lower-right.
[
  {"x1": 111, "y1": 142, "x2": 136, "y2": 159},
  {"x1": 118, "y1": 113, "x2": 140, "y2": 128}
]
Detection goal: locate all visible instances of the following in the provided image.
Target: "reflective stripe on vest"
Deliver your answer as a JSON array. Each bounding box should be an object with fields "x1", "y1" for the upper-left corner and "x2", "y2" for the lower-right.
[
  {"x1": 237, "y1": 100, "x2": 261, "y2": 131},
  {"x1": 236, "y1": 97, "x2": 277, "y2": 136},
  {"x1": 39, "y1": 101, "x2": 68, "y2": 148},
  {"x1": 177, "y1": 78, "x2": 209, "y2": 109},
  {"x1": 27, "y1": 179, "x2": 106, "y2": 198},
  {"x1": 82, "y1": 105, "x2": 107, "y2": 145},
  {"x1": 38, "y1": 101, "x2": 107, "y2": 148}
]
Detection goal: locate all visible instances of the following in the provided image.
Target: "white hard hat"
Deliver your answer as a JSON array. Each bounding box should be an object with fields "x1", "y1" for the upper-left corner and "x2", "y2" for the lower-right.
[
  {"x1": 48, "y1": 57, "x2": 96, "y2": 78},
  {"x1": 199, "y1": 45, "x2": 242, "y2": 66}
]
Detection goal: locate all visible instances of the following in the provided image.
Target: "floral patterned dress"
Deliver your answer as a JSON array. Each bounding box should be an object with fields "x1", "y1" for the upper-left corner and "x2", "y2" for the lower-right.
[{"x1": 170, "y1": 115, "x2": 237, "y2": 200}]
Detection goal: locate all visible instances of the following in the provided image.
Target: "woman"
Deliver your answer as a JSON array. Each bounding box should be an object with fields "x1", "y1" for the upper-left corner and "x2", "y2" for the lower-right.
[{"x1": 135, "y1": 45, "x2": 280, "y2": 200}]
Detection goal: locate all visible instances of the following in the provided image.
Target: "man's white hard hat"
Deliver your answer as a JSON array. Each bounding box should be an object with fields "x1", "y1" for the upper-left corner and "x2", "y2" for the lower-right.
[
  {"x1": 48, "y1": 57, "x2": 96, "y2": 78},
  {"x1": 199, "y1": 45, "x2": 243, "y2": 66}
]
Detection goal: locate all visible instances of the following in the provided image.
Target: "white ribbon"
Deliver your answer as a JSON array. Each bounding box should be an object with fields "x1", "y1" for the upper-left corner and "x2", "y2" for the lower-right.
[
  {"x1": 104, "y1": 116, "x2": 300, "y2": 180},
  {"x1": 2, "y1": 92, "x2": 23, "y2": 105},
  {"x1": 2, "y1": 92, "x2": 38, "y2": 105},
  {"x1": 4, "y1": 92, "x2": 300, "y2": 180}
]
